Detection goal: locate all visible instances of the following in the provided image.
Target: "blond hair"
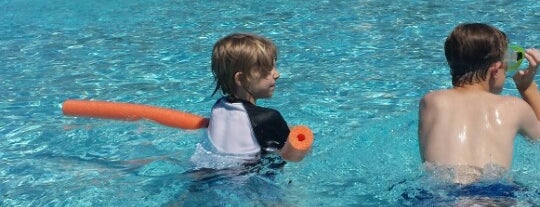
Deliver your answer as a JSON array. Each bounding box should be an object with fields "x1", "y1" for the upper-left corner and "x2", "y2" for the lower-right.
[{"x1": 211, "y1": 33, "x2": 277, "y2": 96}]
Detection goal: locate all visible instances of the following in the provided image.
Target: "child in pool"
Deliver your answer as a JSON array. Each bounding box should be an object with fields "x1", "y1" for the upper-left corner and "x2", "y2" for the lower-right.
[
  {"x1": 204, "y1": 33, "x2": 293, "y2": 161},
  {"x1": 418, "y1": 23, "x2": 540, "y2": 184}
]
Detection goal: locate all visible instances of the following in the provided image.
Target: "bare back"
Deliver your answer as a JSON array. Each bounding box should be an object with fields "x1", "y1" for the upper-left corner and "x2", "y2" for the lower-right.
[{"x1": 419, "y1": 88, "x2": 540, "y2": 182}]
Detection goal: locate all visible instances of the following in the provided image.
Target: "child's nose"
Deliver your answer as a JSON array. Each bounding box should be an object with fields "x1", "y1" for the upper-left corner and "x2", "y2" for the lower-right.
[{"x1": 273, "y1": 69, "x2": 280, "y2": 79}]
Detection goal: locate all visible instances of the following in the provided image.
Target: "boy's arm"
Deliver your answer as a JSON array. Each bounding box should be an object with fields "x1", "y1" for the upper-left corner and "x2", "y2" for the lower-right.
[
  {"x1": 418, "y1": 93, "x2": 438, "y2": 161},
  {"x1": 514, "y1": 49, "x2": 540, "y2": 119},
  {"x1": 517, "y1": 83, "x2": 540, "y2": 119},
  {"x1": 513, "y1": 49, "x2": 540, "y2": 140}
]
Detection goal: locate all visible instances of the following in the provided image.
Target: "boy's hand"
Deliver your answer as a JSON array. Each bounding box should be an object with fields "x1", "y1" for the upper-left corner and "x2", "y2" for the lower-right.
[{"x1": 513, "y1": 48, "x2": 540, "y2": 91}]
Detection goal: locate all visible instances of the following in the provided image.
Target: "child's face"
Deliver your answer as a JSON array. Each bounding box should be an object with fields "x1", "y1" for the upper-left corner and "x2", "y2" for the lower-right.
[{"x1": 246, "y1": 67, "x2": 280, "y2": 100}]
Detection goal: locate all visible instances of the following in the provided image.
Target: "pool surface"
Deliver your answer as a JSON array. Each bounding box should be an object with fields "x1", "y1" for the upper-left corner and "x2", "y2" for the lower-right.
[{"x1": 1, "y1": 0, "x2": 540, "y2": 206}]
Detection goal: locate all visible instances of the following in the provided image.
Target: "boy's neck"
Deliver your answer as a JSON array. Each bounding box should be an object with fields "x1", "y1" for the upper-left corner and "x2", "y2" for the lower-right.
[
  {"x1": 231, "y1": 94, "x2": 256, "y2": 105},
  {"x1": 234, "y1": 88, "x2": 256, "y2": 104},
  {"x1": 453, "y1": 82, "x2": 490, "y2": 92}
]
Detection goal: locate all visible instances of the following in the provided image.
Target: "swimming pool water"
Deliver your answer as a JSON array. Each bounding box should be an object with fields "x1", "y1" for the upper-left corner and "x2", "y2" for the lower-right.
[{"x1": 1, "y1": 0, "x2": 540, "y2": 206}]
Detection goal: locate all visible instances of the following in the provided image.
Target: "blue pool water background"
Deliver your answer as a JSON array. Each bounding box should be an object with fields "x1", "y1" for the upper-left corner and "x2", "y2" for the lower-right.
[{"x1": 1, "y1": 0, "x2": 540, "y2": 206}]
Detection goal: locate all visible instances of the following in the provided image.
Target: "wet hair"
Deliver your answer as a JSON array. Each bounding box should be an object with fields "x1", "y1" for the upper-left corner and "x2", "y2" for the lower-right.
[
  {"x1": 211, "y1": 33, "x2": 277, "y2": 96},
  {"x1": 444, "y1": 23, "x2": 508, "y2": 86}
]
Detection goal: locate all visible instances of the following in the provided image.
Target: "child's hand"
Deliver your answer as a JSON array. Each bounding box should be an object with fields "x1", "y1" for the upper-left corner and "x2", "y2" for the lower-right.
[{"x1": 513, "y1": 48, "x2": 540, "y2": 91}]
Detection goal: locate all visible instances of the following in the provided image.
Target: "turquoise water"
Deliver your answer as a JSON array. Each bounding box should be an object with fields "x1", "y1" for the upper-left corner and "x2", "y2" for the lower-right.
[{"x1": 1, "y1": 0, "x2": 540, "y2": 206}]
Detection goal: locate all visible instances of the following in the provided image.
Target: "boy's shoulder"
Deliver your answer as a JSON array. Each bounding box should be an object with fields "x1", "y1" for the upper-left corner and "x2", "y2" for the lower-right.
[
  {"x1": 422, "y1": 89, "x2": 450, "y2": 97},
  {"x1": 421, "y1": 89, "x2": 528, "y2": 108},
  {"x1": 423, "y1": 88, "x2": 520, "y2": 99},
  {"x1": 419, "y1": 90, "x2": 455, "y2": 113},
  {"x1": 420, "y1": 89, "x2": 453, "y2": 103},
  {"x1": 421, "y1": 89, "x2": 515, "y2": 105}
]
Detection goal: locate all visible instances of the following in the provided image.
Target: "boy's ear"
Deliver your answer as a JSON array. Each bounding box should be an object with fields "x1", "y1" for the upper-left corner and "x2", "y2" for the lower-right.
[
  {"x1": 489, "y1": 61, "x2": 503, "y2": 76},
  {"x1": 234, "y1": 72, "x2": 244, "y2": 87}
]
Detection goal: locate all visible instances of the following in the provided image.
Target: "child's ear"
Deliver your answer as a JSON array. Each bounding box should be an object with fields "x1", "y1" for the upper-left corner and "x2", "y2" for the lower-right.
[
  {"x1": 494, "y1": 61, "x2": 503, "y2": 70},
  {"x1": 234, "y1": 72, "x2": 244, "y2": 87},
  {"x1": 489, "y1": 61, "x2": 503, "y2": 76}
]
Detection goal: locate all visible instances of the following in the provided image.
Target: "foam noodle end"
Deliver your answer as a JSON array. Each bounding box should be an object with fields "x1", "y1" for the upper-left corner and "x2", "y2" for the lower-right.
[{"x1": 280, "y1": 125, "x2": 314, "y2": 162}]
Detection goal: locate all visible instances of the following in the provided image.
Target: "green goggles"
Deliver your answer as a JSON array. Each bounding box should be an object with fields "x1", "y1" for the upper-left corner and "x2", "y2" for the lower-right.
[{"x1": 505, "y1": 45, "x2": 525, "y2": 73}]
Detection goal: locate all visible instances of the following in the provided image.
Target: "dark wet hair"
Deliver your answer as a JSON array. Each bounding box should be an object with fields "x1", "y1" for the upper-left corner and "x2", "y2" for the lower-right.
[{"x1": 444, "y1": 23, "x2": 508, "y2": 86}]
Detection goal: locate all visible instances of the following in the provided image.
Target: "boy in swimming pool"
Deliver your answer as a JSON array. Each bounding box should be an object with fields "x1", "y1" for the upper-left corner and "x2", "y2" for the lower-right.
[
  {"x1": 203, "y1": 33, "x2": 293, "y2": 162},
  {"x1": 418, "y1": 23, "x2": 540, "y2": 184}
]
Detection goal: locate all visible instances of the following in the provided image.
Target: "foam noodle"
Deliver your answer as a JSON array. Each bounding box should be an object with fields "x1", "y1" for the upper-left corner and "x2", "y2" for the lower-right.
[
  {"x1": 62, "y1": 100, "x2": 209, "y2": 130},
  {"x1": 280, "y1": 125, "x2": 314, "y2": 162}
]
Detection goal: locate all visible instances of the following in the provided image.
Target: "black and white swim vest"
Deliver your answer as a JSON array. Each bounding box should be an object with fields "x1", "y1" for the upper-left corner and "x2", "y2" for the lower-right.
[{"x1": 207, "y1": 97, "x2": 289, "y2": 156}]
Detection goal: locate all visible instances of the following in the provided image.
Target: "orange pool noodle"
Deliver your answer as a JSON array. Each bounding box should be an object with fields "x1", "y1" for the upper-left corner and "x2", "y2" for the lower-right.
[
  {"x1": 280, "y1": 125, "x2": 314, "y2": 162},
  {"x1": 62, "y1": 100, "x2": 209, "y2": 130}
]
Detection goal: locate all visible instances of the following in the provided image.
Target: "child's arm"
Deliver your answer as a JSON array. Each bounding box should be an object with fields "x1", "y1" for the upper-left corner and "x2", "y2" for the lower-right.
[{"x1": 514, "y1": 49, "x2": 540, "y2": 119}]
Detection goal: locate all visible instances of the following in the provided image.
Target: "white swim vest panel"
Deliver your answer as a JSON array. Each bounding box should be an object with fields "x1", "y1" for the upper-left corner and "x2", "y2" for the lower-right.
[{"x1": 207, "y1": 98, "x2": 261, "y2": 155}]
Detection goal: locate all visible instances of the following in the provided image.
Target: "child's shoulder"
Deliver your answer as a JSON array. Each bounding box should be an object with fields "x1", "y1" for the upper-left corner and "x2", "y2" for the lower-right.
[
  {"x1": 419, "y1": 90, "x2": 455, "y2": 111},
  {"x1": 496, "y1": 94, "x2": 529, "y2": 108},
  {"x1": 421, "y1": 89, "x2": 453, "y2": 102}
]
